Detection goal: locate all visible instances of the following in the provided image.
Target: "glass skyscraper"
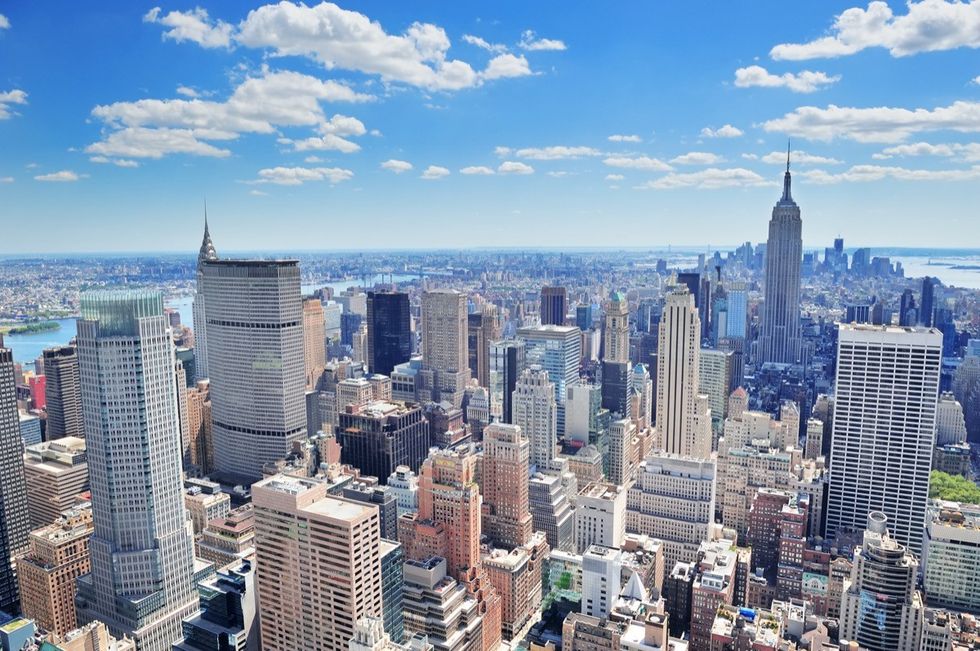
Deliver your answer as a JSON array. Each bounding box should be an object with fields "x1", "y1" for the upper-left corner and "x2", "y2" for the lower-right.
[{"x1": 366, "y1": 290, "x2": 412, "y2": 377}]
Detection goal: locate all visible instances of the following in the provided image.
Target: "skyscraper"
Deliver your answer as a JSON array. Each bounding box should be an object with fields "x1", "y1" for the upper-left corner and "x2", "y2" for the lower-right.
[
  {"x1": 517, "y1": 325, "x2": 581, "y2": 436},
  {"x1": 199, "y1": 259, "x2": 306, "y2": 484},
  {"x1": 539, "y1": 286, "x2": 567, "y2": 327},
  {"x1": 481, "y1": 423, "x2": 533, "y2": 550},
  {"x1": 467, "y1": 305, "x2": 502, "y2": 388},
  {"x1": 656, "y1": 286, "x2": 712, "y2": 459},
  {"x1": 73, "y1": 291, "x2": 198, "y2": 650},
  {"x1": 0, "y1": 346, "x2": 30, "y2": 613},
  {"x1": 757, "y1": 150, "x2": 803, "y2": 365},
  {"x1": 489, "y1": 340, "x2": 525, "y2": 424},
  {"x1": 192, "y1": 217, "x2": 218, "y2": 381},
  {"x1": 303, "y1": 297, "x2": 326, "y2": 389},
  {"x1": 420, "y1": 289, "x2": 470, "y2": 408},
  {"x1": 920, "y1": 276, "x2": 937, "y2": 327},
  {"x1": 511, "y1": 366, "x2": 557, "y2": 468},
  {"x1": 826, "y1": 324, "x2": 942, "y2": 554},
  {"x1": 337, "y1": 401, "x2": 430, "y2": 483},
  {"x1": 366, "y1": 290, "x2": 412, "y2": 377},
  {"x1": 42, "y1": 346, "x2": 83, "y2": 440}
]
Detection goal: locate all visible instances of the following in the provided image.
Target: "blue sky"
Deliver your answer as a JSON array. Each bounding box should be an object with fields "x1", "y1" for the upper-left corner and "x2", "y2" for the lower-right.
[{"x1": 2, "y1": 1, "x2": 980, "y2": 253}]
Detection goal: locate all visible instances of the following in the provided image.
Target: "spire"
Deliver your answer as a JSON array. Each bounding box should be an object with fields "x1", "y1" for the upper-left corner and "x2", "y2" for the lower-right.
[
  {"x1": 197, "y1": 202, "x2": 217, "y2": 266},
  {"x1": 781, "y1": 139, "x2": 793, "y2": 202}
]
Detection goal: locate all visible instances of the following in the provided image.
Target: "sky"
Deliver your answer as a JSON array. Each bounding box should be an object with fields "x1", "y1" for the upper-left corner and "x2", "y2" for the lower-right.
[{"x1": 3, "y1": 1, "x2": 980, "y2": 253}]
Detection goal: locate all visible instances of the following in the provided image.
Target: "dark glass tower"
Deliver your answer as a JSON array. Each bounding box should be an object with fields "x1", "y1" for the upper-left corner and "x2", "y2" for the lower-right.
[
  {"x1": 337, "y1": 403, "x2": 430, "y2": 483},
  {"x1": 540, "y1": 285, "x2": 567, "y2": 326},
  {"x1": 0, "y1": 347, "x2": 29, "y2": 613},
  {"x1": 42, "y1": 346, "x2": 83, "y2": 440},
  {"x1": 366, "y1": 291, "x2": 412, "y2": 376},
  {"x1": 920, "y1": 276, "x2": 937, "y2": 327}
]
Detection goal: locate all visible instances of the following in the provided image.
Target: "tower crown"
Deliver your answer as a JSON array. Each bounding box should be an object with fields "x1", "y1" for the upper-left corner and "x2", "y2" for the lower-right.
[{"x1": 198, "y1": 206, "x2": 217, "y2": 266}]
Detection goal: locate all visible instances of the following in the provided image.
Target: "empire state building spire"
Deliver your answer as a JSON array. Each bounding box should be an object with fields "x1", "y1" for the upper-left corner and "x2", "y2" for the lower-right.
[{"x1": 781, "y1": 140, "x2": 794, "y2": 203}]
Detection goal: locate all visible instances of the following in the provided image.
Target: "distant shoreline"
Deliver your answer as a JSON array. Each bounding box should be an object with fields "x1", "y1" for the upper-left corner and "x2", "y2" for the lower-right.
[{"x1": 0, "y1": 320, "x2": 62, "y2": 336}]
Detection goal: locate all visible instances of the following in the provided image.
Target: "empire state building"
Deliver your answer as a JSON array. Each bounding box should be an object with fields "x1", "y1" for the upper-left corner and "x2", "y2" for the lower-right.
[{"x1": 757, "y1": 148, "x2": 803, "y2": 365}]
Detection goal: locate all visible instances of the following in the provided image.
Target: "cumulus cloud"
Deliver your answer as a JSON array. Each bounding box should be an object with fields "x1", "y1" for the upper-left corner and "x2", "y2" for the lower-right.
[
  {"x1": 762, "y1": 100, "x2": 980, "y2": 143},
  {"x1": 734, "y1": 65, "x2": 840, "y2": 93},
  {"x1": 519, "y1": 29, "x2": 567, "y2": 51},
  {"x1": 605, "y1": 173, "x2": 625, "y2": 181},
  {"x1": 670, "y1": 151, "x2": 723, "y2": 165},
  {"x1": 144, "y1": 6, "x2": 233, "y2": 48},
  {"x1": 608, "y1": 134, "x2": 642, "y2": 143},
  {"x1": 381, "y1": 159, "x2": 413, "y2": 173},
  {"x1": 251, "y1": 165, "x2": 353, "y2": 185},
  {"x1": 34, "y1": 170, "x2": 86, "y2": 182},
  {"x1": 460, "y1": 166, "x2": 495, "y2": 175},
  {"x1": 0, "y1": 89, "x2": 28, "y2": 120},
  {"x1": 771, "y1": 0, "x2": 980, "y2": 60},
  {"x1": 758, "y1": 150, "x2": 842, "y2": 165},
  {"x1": 480, "y1": 53, "x2": 532, "y2": 81},
  {"x1": 637, "y1": 167, "x2": 772, "y2": 190},
  {"x1": 512, "y1": 145, "x2": 601, "y2": 160},
  {"x1": 176, "y1": 85, "x2": 200, "y2": 98},
  {"x1": 700, "y1": 124, "x2": 743, "y2": 138},
  {"x1": 498, "y1": 161, "x2": 534, "y2": 174},
  {"x1": 0, "y1": 14, "x2": 10, "y2": 29},
  {"x1": 462, "y1": 34, "x2": 507, "y2": 53},
  {"x1": 800, "y1": 164, "x2": 980, "y2": 184},
  {"x1": 89, "y1": 155, "x2": 141, "y2": 168},
  {"x1": 280, "y1": 114, "x2": 366, "y2": 152},
  {"x1": 603, "y1": 156, "x2": 673, "y2": 172},
  {"x1": 871, "y1": 141, "x2": 980, "y2": 161},
  {"x1": 421, "y1": 165, "x2": 450, "y2": 179}
]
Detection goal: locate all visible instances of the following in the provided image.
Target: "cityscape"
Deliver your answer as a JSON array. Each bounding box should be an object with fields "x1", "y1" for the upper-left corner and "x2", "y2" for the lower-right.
[{"x1": 3, "y1": 3, "x2": 980, "y2": 651}]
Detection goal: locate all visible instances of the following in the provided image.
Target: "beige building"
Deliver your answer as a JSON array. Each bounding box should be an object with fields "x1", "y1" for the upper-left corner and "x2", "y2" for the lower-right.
[
  {"x1": 401, "y1": 557, "x2": 484, "y2": 651},
  {"x1": 481, "y1": 423, "x2": 533, "y2": 550},
  {"x1": 48, "y1": 620, "x2": 136, "y2": 651},
  {"x1": 607, "y1": 419, "x2": 640, "y2": 487},
  {"x1": 253, "y1": 474, "x2": 383, "y2": 651},
  {"x1": 303, "y1": 297, "x2": 327, "y2": 390},
  {"x1": 419, "y1": 289, "x2": 470, "y2": 408},
  {"x1": 484, "y1": 533, "x2": 548, "y2": 642},
  {"x1": 195, "y1": 503, "x2": 256, "y2": 570},
  {"x1": 23, "y1": 437, "x2": 89, "y2": 529},
  {"x1": 183, "y1": 379, "x2": 212, "y2": 474},
  {"x1": 184, "y1": 479, "x2": 231, "y2": 534}
]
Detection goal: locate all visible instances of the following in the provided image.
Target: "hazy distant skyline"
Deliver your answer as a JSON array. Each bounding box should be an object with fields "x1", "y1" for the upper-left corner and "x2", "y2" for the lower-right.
[{"x1": 3, "y1": 2, "x2": 980, "y2": 252}]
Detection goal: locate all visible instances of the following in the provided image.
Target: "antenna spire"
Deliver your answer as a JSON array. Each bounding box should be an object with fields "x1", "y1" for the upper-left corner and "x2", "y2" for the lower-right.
[{"x1": 786, "y1": 139, "x2": 791, "y2": 173}]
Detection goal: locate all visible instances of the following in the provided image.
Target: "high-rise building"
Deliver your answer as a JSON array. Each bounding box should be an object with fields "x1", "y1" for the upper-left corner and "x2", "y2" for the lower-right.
[
  {"x1": 337, "y1": 400, "x2": 430, "y2": 484},
  {"x1": 656, "y1": 286, "x2": 712, "y2": 459},
  {"x1": 192, "y1": 217, "x2": 218, "y2": 381},
  {"x1": 481, "y1": 423, "x2": 533, "y2": 550},
  {"x1": 528, "y1": 472, "x2": 574, "y2": 553},
  {"x1": 366, "y1": 291, "x2": 412, "y2": 377},
  {"x1": 698, "y1": 348, "x2": 733, "y2": 437},
  {"x1": 757, "y1": 152, "x2": 803, "y2": 365},
  {"x1": 0, "y1": 345, "x2": 30, "y2": 612},
  {"x1": 199, "y1": 259, "x2": 306, "y2": 484},
  {"x1": 252, "y1": 475, "x2": 383, "y2": 651},
  {"x1": 688, "y1": 539, "x2": 738, "y2": 649},
  {"x1": 920, "y1": 276, "x2": 937, "y2": 327},
  {"x1": 922, "y1": 500, "x2": 980, "y2": 614},
  {"x1": 826, "y1": 324, "x2": 941, "y2": 554},
  {"x1": 73, "y1": 291, "x2": 198, "y2": 650},
  {"x1": 517, "y1": 325, "x2": 581, "y2": 437},
  {"x1": 303, "y1": 297, "x2": 326, "y2": 390},
  {"x1": 489, "y1": 340, "x2": 525, "y2": 424},
  {"x1": 935, "y1": 392, "x2": 968, "y2": 445},
  {"x1": 467, "y1": 305, "x2": 502, "y2": 389},
  {"x1": 630, "y1": 364, "x2": 653, "y2": 431},
  {"x1": 195, "y1": 504, "x2": 255, "y2": 571},
  {"x1": 42, "y1": 346, "x2": 83, "y2": 440},
  {"x1": 840, "y1": 512, "x2": 924, "y2": 651},
  {"x1": 387, "y1": 465, "x2": 419, "y2": 517},
  {"x1": 401, "y1": 557, "x2": 483, "y2": 651},
  {"x1": 379, "y1": 540, "x2": 405, "y2": 644},
  {"x1": 23, "y1": 437, "x2": 89, "y2": 529},
  {"x1": 575, "y1": 482, "x2": 627, "y2": 554},
  {"x1": 607, "y1": 418, "x2": 639, "y2": 487},
  {"x1": 173, "y1": 561, "x2": 259, "y2": 651},
  {"x1": 511, "y1": 366, "x2": 557, "y2": 468},
  {"x1": 540, "y1": 286, "x2": 567, "y2": 327},
  {"x1": 602, "y1": 292, "x2": 629, "y2": 364},
  {"x1": 484, "y1": 533, "x2": 548, "y2": 641},
  {"x1": 420, "y1": 290, "x2": 470, "y2": 408}
]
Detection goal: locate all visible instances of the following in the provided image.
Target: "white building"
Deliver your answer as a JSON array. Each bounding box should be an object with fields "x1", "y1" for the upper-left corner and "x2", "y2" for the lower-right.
[
  {"x1": 935, "y1": 392, "x2": 968, "y2": 445},
  {"x1": 575, "y1": 482, "x2": 627, "y2": 554},
  {"x1": 387, "y1": 465, "x2": 419, "y2": 517},
  {"x1": 512, "y1": 365, "x2": 557, "y2": 468},
  {"x1": 922, "y1": 500, "x2": 980, "y2": 613}
]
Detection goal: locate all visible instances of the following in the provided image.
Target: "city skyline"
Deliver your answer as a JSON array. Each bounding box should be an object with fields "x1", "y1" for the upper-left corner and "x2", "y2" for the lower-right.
[{"x1": 4, "y1": 2, "x2": 980, "y2": 252}]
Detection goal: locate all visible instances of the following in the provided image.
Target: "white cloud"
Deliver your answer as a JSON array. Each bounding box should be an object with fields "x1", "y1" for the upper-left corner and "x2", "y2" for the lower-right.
[
  {"x1": 460, "y1": 166, "x2": 495, "y2": 175},
  {"x1": 480, "y1": 53, "x2": 533, "y2": 81},
  {"x1": 34, "y1": 170, "x2": 86, "y2": 182},
  {"x1": 381, "y1": 159, "x2": 413, "y2": 173},
  {"x1": 513, "y1": 145, "x2": 601, "y2": 160},
  {"x1": 0, "y1": 14, "x2": 10, "y2": 29},
  {"x1": 176, "y1": 85, "x2": 199, "y2": 98},
  {"x1": 603, "y1": 156, "x2": 673, "y2": 171},
  {"x1": 498, "y1": 161, "x2": 534, "y2": 174},
  {"x1": 637, "y1": 167, "x2": 772, "y2": 190},
  {"x1": 800, "y1": 164, "x2": 980, "y2": 184},
  {"x1": 973, "y1": 75, "x2": 980, "y2": 85},
  {"x1": 771, "y1": 0, "x2": 980, "y2": 60},
  {"x1": 0, "y1": 89, "x2": 28, "y2": 120},
  {"x1": 421, "y1": 165, "x2": 450, "y2": 179},
  {"x1": 89, "y1": 155, "x2": 141, "y2": 168},
  {"x1": 758, "y1": 150, "x2": 842, "y2": 165},
  {"x1": 871, "y1": 141, "x2": 980, "y2": 161},
  {"x1": 0, "y1": 177, "x2": 14, "y2": 183},
  {"x1": 494, "y1": 146, "x2": 513, "y2": 157},
  {"x1": 605, "y1": 173, "x2": 625, "y2": 181},
  {"x1": 251, "y1": 165, "x2": 353, "y2": 185},
  {"x1": 249, "y1": 189, "x2": 269, "y2": 196},
  {"x1": 700, "y1": 124, "x2": 743, "y2": 138},
  {"x1": 462, "y1": 34, "x2": 507, "y2": 53},
  {"x1": 734, "y1": 65, "x2": 840, "y2": 93},
  {"x1": 670, "y1": 151, "x2": 723, "y2": 165},
  {"x1": 763, "y1": 100, "x2": 980, "y2": 143},
  {"x1": 518, "y1": 29, "x2": 566, "y2": 51},
  {"x1": 144, "y1": 6, "x2": 233, "y2": 49},
  {"x1": 280, "y1": 114, "x2": 366, "y2": 153},
  {"x1": 547, "y1": 171, "x2": 571, "y2": 177},
  {"x1": 87, "y1": 127, "x2": 233, "y2": 159},
  {"x1": 608, "y1": 134, "x2": 642, "y2": 143},
  {"x1": 304, "y1": 155, "x2": 324, "y2": 163}
]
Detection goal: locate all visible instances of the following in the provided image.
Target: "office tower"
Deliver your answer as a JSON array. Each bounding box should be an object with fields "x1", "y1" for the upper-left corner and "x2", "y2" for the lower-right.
[
  {"x1": 16, "y1": 507, "x2": 93, "y2": 637},
  {"x1": 184, "y1": 479, "x2": 230, "y2": 534},
  {"x1": 565, "y1": 383, "x2": 602, "y2": 445},
  {"x1": 528, "y1": 472, "x2": 574, "y2": 553},
  {"x1": 540, "y1": 286, "x2": 567, "y2": 327},
  {"x1": 922, "y1": 500, "x2": 980, "y2": 614},
  {"x1": 192, "y1": 217, "x2": 218, "y2": 381},
  {"x1": 600, "y1": 360, "x2": 632, "y2": 419},
  {"x1": 182, "y1": 380, "x2": 211, "y2": 474},
  {"x1": 630, "y1": 364, "x2": 653, "y2": 431},
  {"x1": 511, "y1": 366, "x2": 557, "y2": 468},
  {"x1": 199, "y1": 259, "x2": 306, "y2": 484},
  {"x1": 698, "y1": 347, "x2": 733, "y2": 436},
  {"x1": 757, "y1": 153, "x2": 803, "y2": 365},
  {"x1": 377, "y1": 540, "x2": 405, "y2": 644},
  {"x1": 253, "y1": 476, "x2": 383, "y2": 651},
  {"x1": 366, "y1": 291, "x2": 412, "y2": 377},
  {"x1": 342, "y1": 482, "x2": 399, "y2": 541},
  {"x1": 19, "y1": 414, "x2": 41, "y2": 447},
  {"x1": 688, "y1": 540, "x2": 738, "y2": 649},
  {"x1": 196, "y1": 505, "x2": 255, "y2": 571},
  {"x1": 467, "y1": 305, "x2": 501, "y2": 388},
  {"x1": 465, "y1": 386, "x2": 490, "y2": 439},
  {"x1": 173, "y1": 562, "x2": 258, "y2": 651},
  {"x1": 401, "y1": 557, "x2": 484, "y2": 651},
  {"x1": 337, "y1": 401, "x2": 430, "y2": 483},
  {"x1": 387, "y1": 465, "x2": 419, "y2": 517},
  {"x1": 607, "y1": 419, "x2": 639, "y2": 486},
  {"x1": 42, "y1": 346, "x2": 83, "y2": 440},
  {"x1": 656, "y1": 286, "x2": 712, "y2": 458},
  {"x1": 73, "y1": 291, "x2": 197, "y2": 650},
  {"x1": 420, "y1": 290, "x2": 470, "y2": 408},
  {"x1": 840, "y1": 512, "x2": 924, "y2": 651},
  {"x1": 724, "y1": 282, "x2": 747, "y2": 340},
  {"x1": 0, "y1": 347, "x2": 30, "y2": 612},
  {"x1": 602, "y1": 292, "x2": 629, "y2": 364},
  {"x1": 575, "y1": 482, "x2": 627, "y2": 553},
  {"x1": 517, "y1": 325, "x2": 581, "y2": 437},
  {"x1": 626, "y1": 454, "x2": 716, "y2": 570},
  {"x1": 481, "y1": 423, "x2": 533, "y2": 550},
  {"x1": 826, "y1": 324, "x2": 941, "y2": 554},
  {"x1": 489, "y1": 340, "x2": 525, "y2": 424},
  {"x1": 341, "y1": 311, "x2": 364, "y2": 348},
  {"x1": 920, "y1": 276, "x2": 937, "y2": 327},
  {"x1": 484, "y1": 533, "x2": 548, "y2": 641},
  {"x1": 303, "y1": 297, "x2": 327, "y2": 389},
  {"x1": 575, "y1": 304, "x2": 593, "y2": 331},
  {"x1": 899, "y1": 289, "x2": 918, "y2": 326},
  {"x1": 935, "y1": 392, "x2": 968, "y2": 445},
  {"x1": 23, "y1": 437, "x2": 88, "y2": 529}
]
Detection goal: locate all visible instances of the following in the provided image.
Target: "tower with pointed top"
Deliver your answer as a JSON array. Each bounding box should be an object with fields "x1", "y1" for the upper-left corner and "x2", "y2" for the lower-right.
[
  {"x1": 757, "y1": 144, "x2": 803, "y2": 365},
  {"x1": 192, "y1": 212, "x2": 218, "y2": 381}
]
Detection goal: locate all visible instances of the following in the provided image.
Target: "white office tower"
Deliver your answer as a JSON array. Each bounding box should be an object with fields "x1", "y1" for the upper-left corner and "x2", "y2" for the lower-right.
[
  {"x1": 575, "y1": 482, "x2": 627, "y2": 554},
  {"x1": 840, "y1": 512, "x2": 923, "y2": 651},
  {"x1": 603, "y1": 292, "x2": 629, "y2": 364},
  {"x1": 826, "y1": 324, "x2": 941, "y2": 554},
  {"x1": 199, "y1": 259, "x2": 306, "y2": 484},
  {"x1": 922, "y1": 500, "x2": 980, "y2": 614},
  {"x1": 512, "y1": 365, "x2": 557, "y2": 468},
  {"x1": 192, "y1": 217, "x2": 218, "y2": 381},
  {"x1": 74, "y1": 291, "x2": 198, "y2": 651},
  {"x1": 757, "y1": 151, "x2": 803, "y2": 365},
  {"x1": 626, "y1": 454, "x2": 716, "y2": 571},
  {"x1": 630, "y1": 364, "x2": 653, "y2": 431},
  {"x1": 517, "y1": 325, "x2": 581, "y2": 437},
  {"x1": 656, "y1": 286, "x2": 712, "y2": 459},
  {"x1": 935, "y1": 392, "x2": 968, "y2": 445},
  {"x1": 419, "y1": 289, "x2": 470, "y2": 408}
]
